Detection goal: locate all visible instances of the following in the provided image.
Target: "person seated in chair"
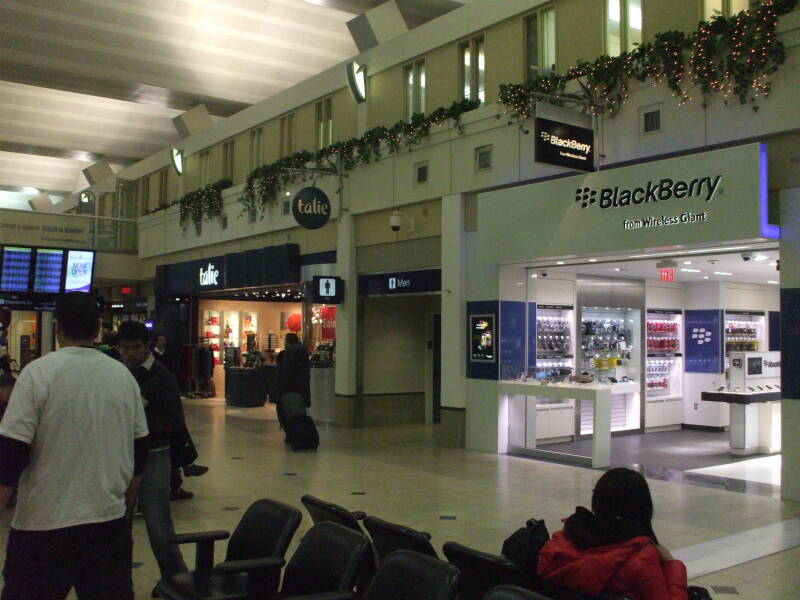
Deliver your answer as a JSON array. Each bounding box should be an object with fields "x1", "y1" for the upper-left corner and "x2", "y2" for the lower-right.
[{"x1": 537, "y1": 467, "x2": 688, "y2": 600}]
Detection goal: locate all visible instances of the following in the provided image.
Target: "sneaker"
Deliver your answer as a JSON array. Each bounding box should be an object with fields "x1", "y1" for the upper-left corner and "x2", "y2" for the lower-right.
[
  {"x1": 182, "y1": 464, "x2": 209, "y2": 477},
  {"x1": 169, "y1": 488, "x2": 194, "y2": 501}
]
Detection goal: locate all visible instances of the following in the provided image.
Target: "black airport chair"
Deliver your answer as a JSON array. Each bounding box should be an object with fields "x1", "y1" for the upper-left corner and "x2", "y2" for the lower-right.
[
  {"x1": 277, "y1": 521, "x2": 371, "y2": 599},
  {"x1": 443, "y1": 541, "x2": 531, "y2": 600},
  {"x1": 483, "y1": 586, "x2": 554, "y2": 600},
  {"x1": 157, "y1": 498, "x2": 302, "y2": 600},
  {"x1": 363, "y1": 515, "x2": 438, "y2": 564},
  {"x1": 300, "y1": 494, "x2": 376, "y2": 588},
  {"x1": 360, "y1": 550, "x2": 459, "y2": 600}
]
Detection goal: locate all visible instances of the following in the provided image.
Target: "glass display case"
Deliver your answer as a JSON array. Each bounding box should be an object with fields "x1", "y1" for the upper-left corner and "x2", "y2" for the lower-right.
[
  {"x1": 202, "y1": 309, "x2": 221, "y2": 365},
  {"x1": 724, "y1": 311, "x2": 764, "y2": 354},
  {"x1": 580, "y1": 306, "x2": 640, "y2": 382},
  {"x1": 645, "y1": 310, "x2": 683, "y2": 428}
]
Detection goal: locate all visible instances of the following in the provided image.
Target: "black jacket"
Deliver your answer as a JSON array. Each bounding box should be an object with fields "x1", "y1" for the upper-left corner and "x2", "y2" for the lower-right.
[
  {"x1": 563, "y1": 506, "x2": 655, "y2": 550},
  {"x1": 132, "y1": 357, "x2": 184, "y2": 451},
  {"x1": 270, "y1": 344, "x2": 311, "y2": 407}
]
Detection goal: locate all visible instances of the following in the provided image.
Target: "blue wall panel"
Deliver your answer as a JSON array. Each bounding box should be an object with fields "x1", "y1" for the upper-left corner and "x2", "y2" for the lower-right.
[
  {"x1": 685, "y1": 309, "x2": 724, "y2": 373},
  {"x1": 500, "y1": 301, "x2": 526, "y2": 380},
  {"x1": 781, "y1": 290, "x2": 800, "y2": 399}
]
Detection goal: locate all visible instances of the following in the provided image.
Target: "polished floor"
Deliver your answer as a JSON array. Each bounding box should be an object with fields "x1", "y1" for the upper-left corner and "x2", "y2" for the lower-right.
[{"x1": 1, "y1": 401, "x2": 798, "y2": 600}]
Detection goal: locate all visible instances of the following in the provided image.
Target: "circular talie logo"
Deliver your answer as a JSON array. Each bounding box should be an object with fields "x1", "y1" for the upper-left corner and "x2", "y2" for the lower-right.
[{"x1": 292, "y1": 187, "x2": 331, "y2": 230}]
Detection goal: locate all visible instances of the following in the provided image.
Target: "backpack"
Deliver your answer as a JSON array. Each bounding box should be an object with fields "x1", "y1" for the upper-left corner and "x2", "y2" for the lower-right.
[{"x1": 501, "y1": 518, "x2": 550, "y2": 582}]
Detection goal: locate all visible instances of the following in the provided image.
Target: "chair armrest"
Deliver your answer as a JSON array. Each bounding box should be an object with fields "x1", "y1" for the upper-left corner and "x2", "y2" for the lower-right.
[
  {"x1": 169, "y1": 530, "x2": 230, "y2": 544},
  {"x1": 280, "y1": 592, "x2": 356, "y2": 600},
  {"x1": 214, "y1": 557, "x2": 285, "y2": 573},
  {"x1": 420, "y1": 531, "x2": 432, "y2": 540},
  {"x1": 351, "y1": 511, "x2": 366, "y2": 520}
]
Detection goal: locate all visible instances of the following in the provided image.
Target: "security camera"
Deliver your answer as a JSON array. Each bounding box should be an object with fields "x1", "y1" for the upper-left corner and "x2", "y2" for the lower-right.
[
  {"x1": 741, "y1": 251, "x2": 754, "y2": 262},
  {"x1": 389, "y1": 211, "x2": 415, "y2": 233},
  {"x1": 539, "y1": 271, "x2": 549, "y2": 278}
]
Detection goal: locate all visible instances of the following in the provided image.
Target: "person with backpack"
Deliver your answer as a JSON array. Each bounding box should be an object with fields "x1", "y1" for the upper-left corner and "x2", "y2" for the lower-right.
[{"x1": 537, "y1": 467, "x2": 688, "y2": 600}]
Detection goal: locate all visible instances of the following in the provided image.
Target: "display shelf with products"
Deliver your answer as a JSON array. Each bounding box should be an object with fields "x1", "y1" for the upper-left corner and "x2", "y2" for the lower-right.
[
  {"x1": 241, "y1": 311, "x2": 258, "y2": 351},
  {"x1": 202, "y1": 310, "x2": 222, "y2": 366},
  {"x1": 580, "y1": 307, "x2": 639, "y2": 382},
  {"x1": 534, "y1": 305, "x2": 576, "y2": 441},
  {"x1": 222, "y1": 310, "x2": 240, "y2": 358},
  {"x1": 724, "y1": 311, "x2": 764, "y2": 354},
  {"x1": 646, "y1": 310, "x2": 682, "y2": 356},
  {"x1": 535, "y1": 305, "x2": 573, "y2": 360}
]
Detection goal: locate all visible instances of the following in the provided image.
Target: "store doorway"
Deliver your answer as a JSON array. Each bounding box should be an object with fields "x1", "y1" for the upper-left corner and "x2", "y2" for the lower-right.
[{"x1": 514, "y1": 245, "x2": 782, "y2": 490}]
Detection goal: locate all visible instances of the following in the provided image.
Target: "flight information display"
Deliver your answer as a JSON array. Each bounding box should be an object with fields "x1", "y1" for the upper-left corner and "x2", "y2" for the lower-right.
[
  {"x1": 64, "y1": 250, "x2": 95, "y2": 293},
  {"x1": 1, "y1": 246, "x2": 33, "y2": 293},
  {"x1": 33, "y1": 248, "x2": 65, "y2": 294}
]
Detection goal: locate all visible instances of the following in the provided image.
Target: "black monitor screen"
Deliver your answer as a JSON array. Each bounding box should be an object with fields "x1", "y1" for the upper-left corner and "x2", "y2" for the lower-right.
[
  {"x1": 1, "y1": 246, "x2": 33, "y2": 293},
  {"x1": 33, "y1": 248, "x2": 65, "y2": 294}
]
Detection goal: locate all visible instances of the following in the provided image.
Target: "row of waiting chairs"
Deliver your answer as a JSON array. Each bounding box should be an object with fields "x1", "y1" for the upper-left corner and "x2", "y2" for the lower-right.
[{"x1": 156, "y1": 495, "x2": 630, "y2": 600}]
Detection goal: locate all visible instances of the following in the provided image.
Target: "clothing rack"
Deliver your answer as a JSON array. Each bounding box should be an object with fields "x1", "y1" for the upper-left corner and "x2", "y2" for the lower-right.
[{"x1": 180, "y1": 343, "x2": 215, "y2": 398}]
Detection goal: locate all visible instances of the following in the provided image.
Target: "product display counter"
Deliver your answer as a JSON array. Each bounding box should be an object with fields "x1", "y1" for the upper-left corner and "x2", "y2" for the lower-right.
[
  {"x1": 702, "y1": 389, "x2": 781, "y2": 455},
  {"x1": 225, "y1": 366, "x2": 275, "y2": 407},
  {"x1": 502, "y1": 379, "x2": 616, "y2": 468}
]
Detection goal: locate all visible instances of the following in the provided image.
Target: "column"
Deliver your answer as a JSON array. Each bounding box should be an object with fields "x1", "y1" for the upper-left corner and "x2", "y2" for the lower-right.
[
  {"x1": 334, "y1": 208, "x2": 358, "y2": 426},
  {"x1": 780, "y1": 187, "x2": 800, "y2": 501},
  {"x1": 439, "y1": 193, "x2": 467, "y2": 447}
]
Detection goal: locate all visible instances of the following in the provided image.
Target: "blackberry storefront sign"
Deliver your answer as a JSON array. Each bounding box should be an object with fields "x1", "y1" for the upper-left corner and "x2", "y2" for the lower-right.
[
  {"x1": 478, "y1": 143, "x2": 773, "y2": 263},
  {"x1": 292, "y1": 187, "x2": 331, "y2": 230},
  {"x1": 535, "y1": 117, "x2": 594, "y2": 172}
]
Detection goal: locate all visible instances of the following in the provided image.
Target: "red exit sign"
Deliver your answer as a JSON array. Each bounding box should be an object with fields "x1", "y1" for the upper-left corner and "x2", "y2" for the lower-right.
[
  {"x1": 120, "y1": 286, "x2": 132, "y2": 295},
  {"x1": 660, "y1": 268, "x2": 675, "y2": 282}
]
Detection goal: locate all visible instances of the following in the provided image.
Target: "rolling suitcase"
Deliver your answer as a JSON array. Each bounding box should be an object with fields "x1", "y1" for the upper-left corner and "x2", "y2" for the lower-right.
[{"x1": 285, "y1": 415, "x2": 319, "y2": 451}]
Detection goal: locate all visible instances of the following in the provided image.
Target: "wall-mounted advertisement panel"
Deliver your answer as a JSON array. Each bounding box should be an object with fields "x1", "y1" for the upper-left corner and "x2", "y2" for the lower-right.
[
  {"x1": 1, "y1": 246, "x2": 33, "y2": 293},
  {"x1": 478, "y1": 144, "x2": 770, "y2": 264},
  {"x1": 685, "y1": 310, "x2": 724, "y2": 374},
  {"x1": 470, "y1": 314, "x2": 496, "y2": 363},
  {"x1": 535, "y1": 117, "x2": 595, "y2": 172},
  {"x1": 64, "y1": 250, "x2": 95, "y2": 293},
  {"x1": 33, "y1": 248, "x2": 65, "y2": 294}
]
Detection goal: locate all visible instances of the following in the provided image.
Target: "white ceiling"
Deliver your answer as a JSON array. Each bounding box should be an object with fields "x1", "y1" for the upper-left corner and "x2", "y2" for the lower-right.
[
  {"x1": 0, "y1": 0, "x2": 464, "y2": 208},
  {"x1": 544, "y1": 250, "x2": 782, "y2": 287}
]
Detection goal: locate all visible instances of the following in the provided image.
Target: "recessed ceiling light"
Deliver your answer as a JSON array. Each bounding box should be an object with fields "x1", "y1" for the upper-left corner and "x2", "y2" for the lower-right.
[
  {"x1": 703, "y1": 276, "x2": 710, "y2": 279},
  {"x1": 754, "y1": 255, "x2": 768, "y2": 262},
  {"x1": 681, "y1": 268, "x2": 701, "y2": 273},
  {"x1": 588, "y1": 259, "x2": 598, "y2": 263},
  {"x1": 613, "y1": 268, "x2": 622, "y2": 272},
  {"x1": 769, "y1": 262, "x2": 778, "y2": 266},
  {"x1": 683, "y1": 261, "x2": 692, "y2": 265},
  {"x1": 768, "y1": 280, "x2": 779, "y2": 284},
  {"x1": 530, "y1": 273, "x2": 538, "y2": 278},
  {"x1": 556, "y1": 261, "x2": 565, "y2": 265},
  {"x1": 713, "y1": 271, "x2": 733, "y2": 276}
]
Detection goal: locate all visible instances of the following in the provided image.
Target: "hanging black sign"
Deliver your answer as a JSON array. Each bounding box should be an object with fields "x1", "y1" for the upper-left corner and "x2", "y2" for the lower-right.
[
  {"x1": 312, "y1": 275, "x2": 345, "y2": 304},
  {"x1": 535, "y1": 117, "x2": 594, "y2": 172},
  {"x1": 292, "y1": 187, "x2": 331, "y2": 230}
]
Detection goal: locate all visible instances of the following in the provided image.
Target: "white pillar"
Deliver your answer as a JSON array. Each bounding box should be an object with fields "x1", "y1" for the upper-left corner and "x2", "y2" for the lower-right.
[
  {"x1": 780, "y1": 187, "x2": 800, "y2": 500},
  {"x1": 335, "y1": 209, "x2": 358, "y2": 399},
  {"x1": 438, "y1": 193, "x2": 468, "y2": 445}
]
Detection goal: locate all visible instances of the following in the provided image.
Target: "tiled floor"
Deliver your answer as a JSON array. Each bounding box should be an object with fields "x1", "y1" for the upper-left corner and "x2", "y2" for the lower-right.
[{"x1": 2, "y1": 400, "x2": 798, "y2": 599}]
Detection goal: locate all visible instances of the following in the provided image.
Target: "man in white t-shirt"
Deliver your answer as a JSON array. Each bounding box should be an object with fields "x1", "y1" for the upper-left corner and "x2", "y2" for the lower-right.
[{"x1": 0, "y1": 293, "x2": 149, "y2": 599}]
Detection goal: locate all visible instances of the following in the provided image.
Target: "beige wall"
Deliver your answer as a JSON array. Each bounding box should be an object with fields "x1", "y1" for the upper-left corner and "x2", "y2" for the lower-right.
[
  {"x1": 486, "y1": 16, "x2": 525, "y2": 101},
  {"x1": 354, "y1": 199, "x2": 442, "y2": 247},
  {"x1": 296, "y1": 102, "x2": 317, "y2": 153},
  {"x1": 426, "y1": 43, "x2": 458, "y2": 112},
  {"x1": 263, "y1": 119, "x2": 281, "y2": 165},
  {"x1": 368, "y1": 64, "x2": 405, "y2": 128},
  {"x1": 361, "y1": 295, "x2": 438, "y2": 394},
  {"x1": 333, "y1": 88, "x2": 358, "y2": 143},
  {"x1": 643, "y1": 0, "x2": 701, "y2": 39},
  {"x1": 556, "y1": 0, "x2": 603, "y2": 72}
]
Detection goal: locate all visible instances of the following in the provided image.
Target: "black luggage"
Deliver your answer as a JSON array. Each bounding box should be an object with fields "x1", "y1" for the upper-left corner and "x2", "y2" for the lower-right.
[{"x1": 285, "y1": 415, "x2": 319, "y2": 451}]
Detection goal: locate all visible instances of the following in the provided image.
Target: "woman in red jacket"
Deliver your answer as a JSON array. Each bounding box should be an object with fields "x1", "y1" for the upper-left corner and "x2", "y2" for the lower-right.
[{"x1": 537, "y1": 467, "x2": 688, "y2": 600}]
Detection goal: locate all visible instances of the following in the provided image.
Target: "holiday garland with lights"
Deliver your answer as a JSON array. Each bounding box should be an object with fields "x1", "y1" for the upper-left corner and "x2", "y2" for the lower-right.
[
  {"x1": 500, "y1": 0, "x2": 797, "y2": 119},
  {"x1": 167, "y1": 0, "x2": 795, "y2": 233},
  {"x1": 177, "y1": 178, "x2": 232, "y2": 233}
]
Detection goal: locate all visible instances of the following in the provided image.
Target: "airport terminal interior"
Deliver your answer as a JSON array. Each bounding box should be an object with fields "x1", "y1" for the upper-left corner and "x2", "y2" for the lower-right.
[{"x1": 1, "y1": 1, "x2": 800, "y2": 599}]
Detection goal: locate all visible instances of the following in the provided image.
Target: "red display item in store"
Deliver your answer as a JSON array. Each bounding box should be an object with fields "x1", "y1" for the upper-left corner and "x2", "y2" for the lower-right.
[
  {"x1": 210, "y1": 316, "x2": 219, "y2": 325},
  {"x1": 210, "y1": 343, "x2": 220, "y2": 351},
  {"x1": 213, "y1": 357, "x2": 221, "y2": 365},
  {"x1": 287, "y1": 312, "x2": 302, "y2": 333}
]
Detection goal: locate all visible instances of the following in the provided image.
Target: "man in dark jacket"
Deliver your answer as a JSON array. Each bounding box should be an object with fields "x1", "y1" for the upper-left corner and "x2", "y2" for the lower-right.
[
  {"x1": 270, "y1": 333, "x2": 311, "y2": 430},
  {"x1": 119, "y1": 321, "x2": 187, "y2": 598}
]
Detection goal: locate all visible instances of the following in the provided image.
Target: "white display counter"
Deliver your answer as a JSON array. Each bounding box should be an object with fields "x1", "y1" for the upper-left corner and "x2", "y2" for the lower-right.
[{"x1": 501, "y1": 380, "x2": 636, "y2": 468}]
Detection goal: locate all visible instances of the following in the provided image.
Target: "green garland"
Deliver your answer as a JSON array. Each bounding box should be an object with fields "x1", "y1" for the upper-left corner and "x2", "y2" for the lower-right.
[
  {"x1": 240, "y1": 98, "x2": 480, "y2": 215},
  {"x1": 177, "y1": 178, "x2": 232, "y2": 233},
  {"x1": 160, "y1": 0, "x2": 796, "y2": 234},
  {"x1": 499, "y1": 0, "x2": 796, "y2": 119}
]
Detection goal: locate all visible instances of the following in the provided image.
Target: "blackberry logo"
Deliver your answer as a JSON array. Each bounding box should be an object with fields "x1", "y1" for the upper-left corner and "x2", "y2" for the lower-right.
[
  {"x1": 540, "y1": 131, "x2": 551, "y2": 142},
  {"x1": 575, "y1": 187, "x2": 597, "y2": 208},
  {"x1": 691, "y1": 328, "x2": 713, "y2": 345}
]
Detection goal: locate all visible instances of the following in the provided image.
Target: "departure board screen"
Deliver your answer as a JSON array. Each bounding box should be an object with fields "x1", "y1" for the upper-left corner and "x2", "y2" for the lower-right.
[
  {"x1": 33, "y1": 248, "x2": 65, "y2": 294},
  {"x1": 64, "y1": 250, "x2": 95, "y2": 293},
  {"x1": 1, "y1": 246, "x2": 33, "y2": 293}
]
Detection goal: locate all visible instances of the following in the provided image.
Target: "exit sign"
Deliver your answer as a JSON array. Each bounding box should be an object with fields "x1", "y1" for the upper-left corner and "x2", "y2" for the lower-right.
[
  {"x1": 660, "y1": 268, "x2": 675, "y2": 282},
  {"x1": 120, "y1": 286, "x2": 132, "y2": 295}
]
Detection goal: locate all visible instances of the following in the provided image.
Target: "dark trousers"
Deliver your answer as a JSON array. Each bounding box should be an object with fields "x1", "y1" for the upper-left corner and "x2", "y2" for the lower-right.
[
  {"x1": 170, "y1": 467, "x2": 182, "y2": 490},
  {"x1": 2, "y1": 517, "x2": 133, "y2": 600}
]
